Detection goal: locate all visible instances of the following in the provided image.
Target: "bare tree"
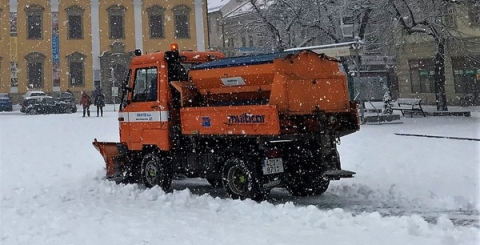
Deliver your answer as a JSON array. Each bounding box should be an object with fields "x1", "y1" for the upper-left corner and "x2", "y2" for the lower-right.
[{"x1": 386, "y1": 0, "x2": 479, "y2": 111}]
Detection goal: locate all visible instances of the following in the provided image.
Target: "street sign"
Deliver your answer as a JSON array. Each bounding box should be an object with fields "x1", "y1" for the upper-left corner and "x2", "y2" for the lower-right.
[{"x1": 112, "y1": 87, "x2": 118, "y2": 97}]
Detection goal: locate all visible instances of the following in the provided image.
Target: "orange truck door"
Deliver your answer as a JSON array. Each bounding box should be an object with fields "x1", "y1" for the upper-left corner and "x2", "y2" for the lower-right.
[{"x1": 122, "y1": 66, "x2": 170, "y2": 150}]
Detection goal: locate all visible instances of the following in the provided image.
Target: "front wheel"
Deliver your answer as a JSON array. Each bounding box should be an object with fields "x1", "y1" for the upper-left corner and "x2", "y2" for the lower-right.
[
  {"x1": 141, "y1": 152, "x2": 173, "y2": 191},
  {"x1": 222, "y1": 157, "x2": 266, "y2": 201}
]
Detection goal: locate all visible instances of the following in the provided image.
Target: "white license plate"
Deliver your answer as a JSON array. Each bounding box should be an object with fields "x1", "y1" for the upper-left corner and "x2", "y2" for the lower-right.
[{"x1": 262, "y1": 158, "x2": 284, "y2": 175}]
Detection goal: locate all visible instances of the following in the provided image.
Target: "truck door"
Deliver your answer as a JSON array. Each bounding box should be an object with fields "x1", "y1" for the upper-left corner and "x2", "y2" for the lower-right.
[{"x1": 125, "y1": 66, "x2": 170, "y2": 150}]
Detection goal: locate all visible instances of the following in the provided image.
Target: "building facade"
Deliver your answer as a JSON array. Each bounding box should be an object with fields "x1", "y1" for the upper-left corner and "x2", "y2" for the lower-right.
[
  {"x1": 395, "y1": 4, "x2": 480, "y2": 106},
  {"x1": 0, "y1": 0, "x2": 209, "y2": 102}
]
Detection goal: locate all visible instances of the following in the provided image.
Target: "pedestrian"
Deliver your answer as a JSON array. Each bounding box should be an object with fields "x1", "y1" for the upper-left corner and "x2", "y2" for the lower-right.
[
  {"x1": 94, "y1": 91, "x2": 105, "y2": 117},
  {"x1": 80, "y1": 91, "x2": 91, "y2": 117}
]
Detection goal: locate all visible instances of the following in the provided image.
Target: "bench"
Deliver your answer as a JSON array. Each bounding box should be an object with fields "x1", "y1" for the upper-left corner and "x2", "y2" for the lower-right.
[{"x1": 391, "y1": 98, "x2": 426, "y2": 117}]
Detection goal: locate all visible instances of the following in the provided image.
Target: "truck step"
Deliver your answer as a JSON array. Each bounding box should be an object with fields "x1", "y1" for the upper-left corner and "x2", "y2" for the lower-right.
[{"x1": 323, "y1": 169, "x2": 355, "y2": 178}]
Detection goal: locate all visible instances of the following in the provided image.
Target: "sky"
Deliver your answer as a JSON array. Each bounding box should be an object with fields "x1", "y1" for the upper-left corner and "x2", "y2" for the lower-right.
[{"x1": 0, "y1": 105, "x2": 479, "y2": 245}]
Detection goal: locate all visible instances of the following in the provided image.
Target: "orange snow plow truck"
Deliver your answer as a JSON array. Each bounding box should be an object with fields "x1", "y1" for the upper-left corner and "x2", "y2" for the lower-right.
[{"x1": 93, "y1": 43, "x2": 360, "y2": 201}]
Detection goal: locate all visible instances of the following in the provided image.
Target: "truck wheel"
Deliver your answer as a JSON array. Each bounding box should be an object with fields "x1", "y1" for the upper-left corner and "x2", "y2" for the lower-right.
[
  {"x1": 206, "y1": 178, "x2": 223, "y2": 188},
  {"x1": 285, "y1": 173, "x2": 330, "y2": 197},
  {"x1": 222, "y1": 157, "x2": 265, "y2": 201},
  {"x1": 141, "y1": 152, "x2": 173, "y2": 191}
]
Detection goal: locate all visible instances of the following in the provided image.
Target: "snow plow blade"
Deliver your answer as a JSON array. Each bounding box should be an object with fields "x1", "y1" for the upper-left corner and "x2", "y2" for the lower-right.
[{"x1": 92, "y1": 139, "x2": 128, "y2": 182}]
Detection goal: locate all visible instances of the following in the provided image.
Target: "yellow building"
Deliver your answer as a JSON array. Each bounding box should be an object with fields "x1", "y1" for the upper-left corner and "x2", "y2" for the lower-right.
[
  {"x1": 395, "y1": 4, "x2": 480, "y2": 106},
  {"x1": 1, "y1": 0, "x2": 209, "y2": 102}
]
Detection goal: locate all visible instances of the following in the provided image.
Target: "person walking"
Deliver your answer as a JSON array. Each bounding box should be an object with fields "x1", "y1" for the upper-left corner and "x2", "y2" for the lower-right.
[
  {"x1": 80, "y1": 91, "x2": 91, "y2": 117},
  {"x1": 94, "y1": 91, "x2": 105, "y2": 117}
]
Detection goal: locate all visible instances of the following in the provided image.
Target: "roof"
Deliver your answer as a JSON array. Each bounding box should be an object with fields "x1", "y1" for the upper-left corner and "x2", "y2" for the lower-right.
[
  {"x1": 191, "y1": 50, "x2": 300, "y2": 70},
  {"x1": 207, "y1": 0, "x2": 230, "y2": 13},
  {"x1": 223, "y1": 0, "x2": 271, "y2": 18}
]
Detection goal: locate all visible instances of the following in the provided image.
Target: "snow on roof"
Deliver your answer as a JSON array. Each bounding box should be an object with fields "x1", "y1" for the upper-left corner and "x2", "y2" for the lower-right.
[
  {"x1": 207, "y1": 0, "x2": 230, "y2": 13},
  {"x1": 223, "y1": 1, "x2": 253, "y2": 18},
  {"x1": 223, "y1": 0, "x2": 271, "y2": 18}
]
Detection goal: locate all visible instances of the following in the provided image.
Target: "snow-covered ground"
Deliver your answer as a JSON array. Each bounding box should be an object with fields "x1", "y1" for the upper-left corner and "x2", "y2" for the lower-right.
[{"x1": 1, "y1": 105, "x2": 479, "y2": 245}]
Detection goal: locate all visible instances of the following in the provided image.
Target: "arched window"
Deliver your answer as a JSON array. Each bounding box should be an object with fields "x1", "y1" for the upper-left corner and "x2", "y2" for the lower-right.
[
  {"x1": 147, "y1": 5, "x2": 165, "y2": 38},
  {"x1": 25, "y1": 4, "x2": 44, "y2": 40},
  {"x1": 107, "y1": 5, "x2": 126, "y2": 39},
  {"x1": 65, "y1": 5, "x2": 84, "y2": 39},
  {"x1": 172, "y1": 5, "x2": 190, "y2": 39},
  {"x1": 25, "y1": 52, "x2": 45, "y2": 88},
  {"x1": 67, "y1": 52, "x2": 86, "y2": 86}
]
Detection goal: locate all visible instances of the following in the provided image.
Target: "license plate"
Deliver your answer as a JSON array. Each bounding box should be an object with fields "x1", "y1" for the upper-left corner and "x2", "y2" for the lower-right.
[{"x1": 262, "y1": 158, "x2": 284, "y2": 175}]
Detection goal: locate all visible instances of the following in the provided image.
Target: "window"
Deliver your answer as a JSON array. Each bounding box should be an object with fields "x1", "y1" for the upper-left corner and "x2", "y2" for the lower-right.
[
  {"x1": 27, "y1": 14, "x2": 42, "y2": 39},
  {"x1": 132, "y1": 67, "x2": 158, "y2": 102},
  {"x1": 409, "y1": 59, "x2": 435, "y2": 93},
  {"x1": 249, "y1": 35, "x2": 254, "y2": 47},
  {"x1": 25, "y1": 5, "x2": 44, "y2": 40},
  {"x1": 227, "y1": 38, "x2": 234, "y2": 48},
  {"x1": 67, "y1": 52, "x2": 86, "y2": 86},
  {"x1": 66, "y1": 5, "x2": 84, "y2": 39},
  {"x1": 451, "y1": 56, "x2": 480, "y2": 93},
  {"x1": 148, "y1": 5, "x2": 165, "y2": 38},
  {"x1": 341, "y1": 16, "x2": 354, "y2": 38},
  {"x1": 28, "y1": 63, "x2": 43, "y2": 88},
  {"x1": 241, "y1": 36, "x2": 246, "y2": 48},
  {"x1": 68, "y1": 16, "x2": 82, "y2": 39},
  {"x1": 25, "y1": 52, "x2": 45, "y2": 88},
  {"x1": 173, "y1": 5, "x2": 190, "y2": 39},
  {"x1": 69, "y1": 62, "x2": 84, "y2": 86},
  {"x1": 108, "y1": 5, "x2": 125, "y2": 39},
  {"x1": 445, "y1": 6, "x2": 455, "y2": 27},
  {"x1": 110, "y1": 15, "x2": 124, "y2": 39},
  {"x1": 470, "y1": 5, "x2": 480, "y2": 25}
]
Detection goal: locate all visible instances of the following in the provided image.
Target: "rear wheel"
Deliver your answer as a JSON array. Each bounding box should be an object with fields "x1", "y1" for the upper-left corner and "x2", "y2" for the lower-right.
[
  {"x1": 141, "y1": 152, "x2": 173, "y2": 191},
  {"x1": 285, "y1": 172, "x2": 330, "y2": 196},
  {"x1": 284, "y1": 145, "x2": 331, "y2": 197},
  {"x1": 222, "y1": 157, "x2": 266, "y2": 201}
]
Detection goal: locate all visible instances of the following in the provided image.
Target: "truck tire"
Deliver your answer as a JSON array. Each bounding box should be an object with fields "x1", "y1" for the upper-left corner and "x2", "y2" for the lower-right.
[
  {"x1": 285, "y1": 172, "x2": 330, "y2": 196},
  {"x1": 141, "y1": 152, "x2": 173, "y2": 191},
  {"x1": 221, "y1": 157, "x2": 266, "y2": 201}
]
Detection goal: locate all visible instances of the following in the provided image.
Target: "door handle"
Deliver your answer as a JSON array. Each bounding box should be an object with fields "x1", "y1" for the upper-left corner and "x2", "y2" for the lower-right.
[{"x1": 151, "y1": 105, "x2": 159, "y2": 109}]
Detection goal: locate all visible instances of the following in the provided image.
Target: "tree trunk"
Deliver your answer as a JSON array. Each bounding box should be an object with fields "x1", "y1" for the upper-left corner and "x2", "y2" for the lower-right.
[{"x1": 434, "y1": 37, "x2": 448, "y2": 111}]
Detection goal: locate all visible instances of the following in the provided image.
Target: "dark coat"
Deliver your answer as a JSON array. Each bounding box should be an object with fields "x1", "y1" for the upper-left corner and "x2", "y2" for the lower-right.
[{"x1": 94, "y1": 93, "x2": 105, "y2": 107}]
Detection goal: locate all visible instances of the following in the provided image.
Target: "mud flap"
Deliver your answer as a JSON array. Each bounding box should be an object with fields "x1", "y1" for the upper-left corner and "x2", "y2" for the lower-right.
[{"x1": 92, "y1": 139, "x2": 128, "y2": 181}]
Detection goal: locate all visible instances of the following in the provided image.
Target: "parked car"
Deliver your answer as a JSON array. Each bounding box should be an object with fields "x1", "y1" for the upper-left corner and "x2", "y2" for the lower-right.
[
  {"x1": 23, "y1": 90, "x2": 46, "y2": 98},
  {"x1": 53, "y1": 92, "x2": 77, "y2": 113},
  {"x1": 0, "y1": 93, "x2": 13, "y2": 111},
  {"x1": 20, "y1": 96, "x2": 63, "y2": 115}
]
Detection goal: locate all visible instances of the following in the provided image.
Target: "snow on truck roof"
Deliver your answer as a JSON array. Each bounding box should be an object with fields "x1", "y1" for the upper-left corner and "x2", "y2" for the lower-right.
[{"x1": 190, "y1": 50, "x2": 301, "y2": 70}]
